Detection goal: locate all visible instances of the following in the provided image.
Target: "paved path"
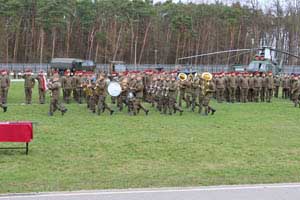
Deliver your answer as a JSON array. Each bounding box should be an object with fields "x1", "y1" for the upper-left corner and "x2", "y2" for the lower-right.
[{"x1": 1, "y1": 183, "x2": 300, "y2": 200}]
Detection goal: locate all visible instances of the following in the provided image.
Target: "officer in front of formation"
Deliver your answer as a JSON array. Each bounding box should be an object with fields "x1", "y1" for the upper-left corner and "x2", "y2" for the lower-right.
[
  {"x1": 0, "y1": 70, "x2": 9, "y2": 112},
  {"x1": 0, "y1": 70, "x2": 10, "y2": 106}
]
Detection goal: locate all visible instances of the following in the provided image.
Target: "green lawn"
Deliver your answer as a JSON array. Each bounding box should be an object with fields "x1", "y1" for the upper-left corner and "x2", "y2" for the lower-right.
[{"x1": 0, "y1": 82, "x2": 300, "y2": 193}]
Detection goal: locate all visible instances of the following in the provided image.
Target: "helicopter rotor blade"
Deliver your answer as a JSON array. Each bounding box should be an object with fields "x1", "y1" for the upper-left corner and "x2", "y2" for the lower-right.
[
  {"x1": 178, "y1": 49, "x2": 256, "y2": 61},
  {"x1": 270, "y1": 48, "x2": 300, "y2": 59}
]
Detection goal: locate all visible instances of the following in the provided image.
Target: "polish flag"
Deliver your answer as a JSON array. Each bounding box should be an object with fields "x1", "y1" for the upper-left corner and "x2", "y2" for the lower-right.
[{"x1": 41, "y1": 75, "x2": 48, "y2": 91}]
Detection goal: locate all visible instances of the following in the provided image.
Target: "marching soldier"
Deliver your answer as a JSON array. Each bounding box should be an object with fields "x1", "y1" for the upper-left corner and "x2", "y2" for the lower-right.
[
  {"x1": 185, "y1": 74, "x2": 193, "y2": 109},
  {"x1": 23, "y1": 69, "x2": 35, "y2": 104},
  {"x1": 134, "y1": 76, "x2": 149, "y2": 115},
  {"x1": 0, "y1": 70, "x2": 10, "y2": 105},
  {"x1": 191, "y1": 74, "x2": 200, "y2": 111},
  {"x1": 118, "y1": 77, "x2": 129, "y2": 111},
  {"x1": 201, "y1": 72, "x2": 216, "y2": 116},
  {"x1": 47, "y1": 75, "x2": 68, "y2": 116},
  {"x1": 61, "y1": 70, "x2": 73, "y2": 104},
  {"x1": 35, "y1": 71, "x2": 46, "y2": 104},
  {"x1": 74, "y1": 72, "x2": 84, "y2": 104},
  {"x1": 95, "y1": 75, "x2": 114, "y2": 115},
  {"x1": 169, "y1": 76, "x2": 183, "y2": 115},
  {"x1": 178, "y1": 74, "x2": 187, "y2": 107},
  {"x1": 291, "y1": 76, "x2": 300, "y2": 108}
]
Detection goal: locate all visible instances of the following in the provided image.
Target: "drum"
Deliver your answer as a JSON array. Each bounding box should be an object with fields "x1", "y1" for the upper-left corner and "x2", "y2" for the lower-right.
[{"x1": 107, "y1": 81, "x2": 122, "y2": 97}]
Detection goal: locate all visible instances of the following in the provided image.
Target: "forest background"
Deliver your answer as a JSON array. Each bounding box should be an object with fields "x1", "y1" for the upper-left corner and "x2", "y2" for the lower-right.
[{"x1": 0, "y1": 0, "x2": 299, "y2": 66}]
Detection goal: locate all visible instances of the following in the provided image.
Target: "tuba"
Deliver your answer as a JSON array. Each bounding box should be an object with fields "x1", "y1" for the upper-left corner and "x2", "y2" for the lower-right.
[{"x1": 178, "y1": 73, "x2": 187, "y2": 81}]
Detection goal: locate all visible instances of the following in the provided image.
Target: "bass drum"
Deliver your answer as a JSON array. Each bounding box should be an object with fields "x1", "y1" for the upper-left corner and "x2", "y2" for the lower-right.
[{"x1": 107, "y1": 81, "x2": 122, "y2": 97}]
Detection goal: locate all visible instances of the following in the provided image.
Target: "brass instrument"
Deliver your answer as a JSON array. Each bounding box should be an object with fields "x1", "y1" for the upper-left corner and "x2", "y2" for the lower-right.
[{"x1": 178, "y1": 73, "x2": 187, "y2": 81}]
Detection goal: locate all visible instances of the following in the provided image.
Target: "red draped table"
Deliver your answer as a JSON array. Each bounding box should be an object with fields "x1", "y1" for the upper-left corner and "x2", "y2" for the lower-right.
[{"x1": 0, "y1": 121, "x2": 33, "y2": 154}]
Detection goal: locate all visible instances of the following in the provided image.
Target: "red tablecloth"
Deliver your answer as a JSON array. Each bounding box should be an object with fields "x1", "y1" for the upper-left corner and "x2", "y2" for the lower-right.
[{"x1": 0, "y1": 122, "x2": 33, "y2": 143}]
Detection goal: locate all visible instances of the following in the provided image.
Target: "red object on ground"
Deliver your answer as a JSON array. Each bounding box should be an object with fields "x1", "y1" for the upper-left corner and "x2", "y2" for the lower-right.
[{"x1": 0, "y1": 122, "x2": 33, "y2": 143}]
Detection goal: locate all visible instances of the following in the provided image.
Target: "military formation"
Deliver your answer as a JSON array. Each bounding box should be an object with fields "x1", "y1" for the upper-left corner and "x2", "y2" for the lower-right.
[{"x1": 1, "y1": 69, "x2": 300, "y2": 116}]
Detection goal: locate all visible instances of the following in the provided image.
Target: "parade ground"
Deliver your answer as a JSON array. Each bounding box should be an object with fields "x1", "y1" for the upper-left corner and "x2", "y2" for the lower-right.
[{"x1": 0, "y1": 82, "x2": 300, "y2": 194}]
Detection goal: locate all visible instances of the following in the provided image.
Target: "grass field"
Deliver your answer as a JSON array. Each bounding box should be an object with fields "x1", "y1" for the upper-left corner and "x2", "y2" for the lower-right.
[{"x1": 0, "y1": 81, "x2": 300, "y2": 194}]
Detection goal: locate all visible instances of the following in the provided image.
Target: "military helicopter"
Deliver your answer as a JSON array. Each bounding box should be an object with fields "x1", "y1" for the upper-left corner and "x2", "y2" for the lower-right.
[{"x1": 178, "y1": 46, "x2": 300, "y2": 74}]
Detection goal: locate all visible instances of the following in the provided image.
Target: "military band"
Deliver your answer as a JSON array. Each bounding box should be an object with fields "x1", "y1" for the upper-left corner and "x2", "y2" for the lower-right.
[{"x1": 0, "y1": 68, "x2": 300, "y2": 115}]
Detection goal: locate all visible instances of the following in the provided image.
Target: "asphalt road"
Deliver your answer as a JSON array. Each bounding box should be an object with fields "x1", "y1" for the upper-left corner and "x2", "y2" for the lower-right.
[{"x1": 1, "y1": 183, "x2": 300, "y2": 200}]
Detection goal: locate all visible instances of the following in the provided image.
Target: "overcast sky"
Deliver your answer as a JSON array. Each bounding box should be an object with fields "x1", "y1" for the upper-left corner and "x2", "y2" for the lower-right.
[{"x1": 153, "y1": 0, "x2": 294, "y2": 9}]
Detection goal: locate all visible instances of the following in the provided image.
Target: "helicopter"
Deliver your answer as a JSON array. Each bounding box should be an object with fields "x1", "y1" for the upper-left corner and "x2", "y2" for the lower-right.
[{"x1": 178, "y1": 46, "x2": 300, "y2": 74}]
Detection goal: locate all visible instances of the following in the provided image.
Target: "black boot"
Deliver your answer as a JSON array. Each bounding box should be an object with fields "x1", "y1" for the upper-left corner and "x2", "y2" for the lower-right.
[
  {"x1": 61, "y1": 108, "x2": 68, "y2": 116},
  {"x1": 211, "y1": 109, "x2": 216, "y2": 115},
  {"x1": 3, "y1": 106, "x2": 7, "y2": 113}
]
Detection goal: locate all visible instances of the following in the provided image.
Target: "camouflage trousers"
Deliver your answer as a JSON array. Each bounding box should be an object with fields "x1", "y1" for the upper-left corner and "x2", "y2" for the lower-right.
[
  {"x1": 282, "y1": 88, "x2": 290, "y2": 99},
  {"x1": 0, "y1": 88, "x2": 8, "y2": 104},
  {"x1": 216, "y1": 88, "x2": 224, "y2": 103},
  {"x1": 49, "y1": 98, "x2": 66, "y2": 114},
  {"x1": 97, "y1": 95, "x2": 112, "y2": 115},
  {"x1": 63, "y1": 89, "x2": 72, "y2": 104},
  {"x1": 240, "y1": 88, "x2": 248, "y2": 103},
  {"x1": 38, "y1": 88, "x2": 46, "y2": 104},
  {"x1": 265, "y1": 89, "x2": 273, "y2": 103},
  {"x1": 260, "y1": 87, "x2": 266, "y2": 102},
  {"x1": 228, "y1": 87, "x2": 236, "y2": 103},
  {"x1": 24, "y1": 88, "x2": 33, "y2": 104},
  {"x1": 133, "y1": 98, "x2": 148, "y2": 115}
]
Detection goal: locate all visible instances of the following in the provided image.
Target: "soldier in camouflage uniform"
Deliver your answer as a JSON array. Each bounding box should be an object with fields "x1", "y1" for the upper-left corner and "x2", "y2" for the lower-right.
[
  {"x1": 134, "y1": 76, "x2": 149, "y2": 115},
  {"x1": 291, "y1": 76, "x2": 300, "y2": 108},
  {"x1": 35, "y1": 71, "x2": 46, "y2": 104},
  {"x1": 253, "y1": 72, "x2": 261, "y2": 102},
  {"x1": 61, "y1": 70, "x2": 73, "y2": 104},
  {"x1": 191, "y1": 74, "x2": 200, "y2": 111},
  {"x1": 260, "y1": 73, "x2": 266, "y2": 102},
  {"x1": 228, "y1": 72, "x2": 237, "y2": 103},
  {"x1": 23, "y1": 70, "x2": 35, "y2": 104},
  {"x1": 178, "y1": 77, "x2": 187, "y2": 107},
  {"x1": 185, "y1": 75, "x2": 193, "y2": 108},
  {"x1": 201, "y1": 73, "x2": 216, "y2": 116},
  {"x1": 240, "y1": 73, "x2": 249, "y2": 103},
  {"x1": 95, "y1": 75, "x2": 114, "y2": 115},
  {"x1": 47, "y1": 75, "x2": 67, "y2": 116},
  {"x1": 215, "y1": 73, "x2": 225, "y2": 103},
  {"x1": 273, "y1": 75, "x2": 280, "y2": 98},
  {"x1": 0, "y1": 70, "x2": 10, "y2": 105},
  {"x1": 74, "y1": 72, "x2": 84, "y2": 104},
  {"x1": 169, "y1": 76, "x2": 183, "y2": 115},
  {"x1": 235, "y1": 73, "x2": 242, "y2": 102},
  {"x1": 281, "y1": 75, "x2": 290, "y2": 99},
  {"x1": 265, "y1": 72, "x2": 274, "y2": 103},
  {"x1": 248, "y1": 73, "x2": 255, "y2": 102},
  {"x1": 0, "y1": 71, "x2": 7, "y2": 112}
]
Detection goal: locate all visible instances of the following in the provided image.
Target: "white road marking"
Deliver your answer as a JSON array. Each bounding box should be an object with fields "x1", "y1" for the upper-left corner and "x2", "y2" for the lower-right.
[{"x1": 1, "y1": 183, "x2": 300, "y2": 199}]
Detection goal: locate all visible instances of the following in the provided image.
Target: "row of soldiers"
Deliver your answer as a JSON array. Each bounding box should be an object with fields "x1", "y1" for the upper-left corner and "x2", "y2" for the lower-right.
[
  {"x1": 1, "y1": 68, "x2": 300, "y2": 116},
  {"x1": 212, "y1": 71, "x2": 300, "y2": 104},
  {"x1": 77, "y1": 71, "x2": 216, "y2": 116}
]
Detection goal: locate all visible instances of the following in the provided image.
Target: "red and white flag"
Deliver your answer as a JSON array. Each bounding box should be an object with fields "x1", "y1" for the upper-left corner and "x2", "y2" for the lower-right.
[{"x1": 41, "y1": 75, "x2": 48, "y2": 91}]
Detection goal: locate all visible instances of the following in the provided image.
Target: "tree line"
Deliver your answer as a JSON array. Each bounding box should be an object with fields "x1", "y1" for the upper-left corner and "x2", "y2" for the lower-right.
[{"x1": 0, "y1": 0, "x2": 299, "y2": 65}]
